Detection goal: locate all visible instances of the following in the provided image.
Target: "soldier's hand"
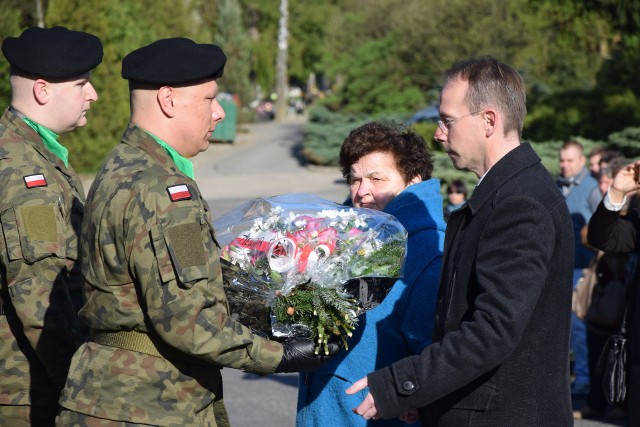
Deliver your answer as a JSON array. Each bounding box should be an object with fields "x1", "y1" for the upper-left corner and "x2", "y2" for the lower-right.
[{"x1": 274, "y1": 339, "x2": 341, "y2": 373}]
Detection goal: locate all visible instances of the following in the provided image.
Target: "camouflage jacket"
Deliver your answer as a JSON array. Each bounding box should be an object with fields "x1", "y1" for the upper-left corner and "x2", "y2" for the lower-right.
[
  {"x1": 0, "y1": 108, "x2": 85, "y2": 407},
  {"x1": 59, "y1": 125, "x2": 283, "y2": 426}
]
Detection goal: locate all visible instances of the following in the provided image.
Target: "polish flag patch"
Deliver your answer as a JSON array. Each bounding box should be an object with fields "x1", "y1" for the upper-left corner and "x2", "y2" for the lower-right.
[
  {"x1": 167, "y1": 184, "x2": 192, "y2": 201},
  {"x1": 23, "y1": 174, "x2": 47, "y2": 189}
]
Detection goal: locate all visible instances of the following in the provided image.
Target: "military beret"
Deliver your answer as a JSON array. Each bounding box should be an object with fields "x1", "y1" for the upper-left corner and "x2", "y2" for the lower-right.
[
  {"x1": 2, "y1": 26, "x2": 103, "y2": 79},
  {"x1": 122, "y1": 38, "x2": 226, "y2": 85}
]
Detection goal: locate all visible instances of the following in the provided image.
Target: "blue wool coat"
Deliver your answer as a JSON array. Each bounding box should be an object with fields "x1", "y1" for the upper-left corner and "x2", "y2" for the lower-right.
[{"x1": 296, "y1": 179, "x2": 446, "y2": 427}]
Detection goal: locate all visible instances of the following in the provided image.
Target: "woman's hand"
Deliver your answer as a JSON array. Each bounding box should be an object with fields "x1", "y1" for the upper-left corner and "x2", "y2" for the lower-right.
[{"x1": 346, "y1": 377, "x2": 381, "y2": 420}]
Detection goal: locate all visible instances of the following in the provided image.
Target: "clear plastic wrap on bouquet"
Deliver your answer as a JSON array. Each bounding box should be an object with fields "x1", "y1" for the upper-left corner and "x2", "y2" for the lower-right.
[{"x1": 214, "y1": 193, "x2": 407, "y2": 348}]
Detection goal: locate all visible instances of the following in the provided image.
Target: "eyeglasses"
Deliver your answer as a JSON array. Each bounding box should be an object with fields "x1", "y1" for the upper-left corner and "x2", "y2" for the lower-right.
[{"x1": 437, "y1": 109, "x2": 485, "y2": 133}]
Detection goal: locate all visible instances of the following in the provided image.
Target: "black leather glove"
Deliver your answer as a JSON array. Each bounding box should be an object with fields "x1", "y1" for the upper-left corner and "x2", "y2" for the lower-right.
[{"x1": 274, "y1": 339, "x2": 341, "y2": 373}]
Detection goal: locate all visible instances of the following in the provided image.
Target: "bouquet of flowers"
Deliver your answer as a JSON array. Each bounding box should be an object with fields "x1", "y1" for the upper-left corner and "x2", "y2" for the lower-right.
[{"x1": 214, "y1": 193, "x2": 407, "y2": 354}]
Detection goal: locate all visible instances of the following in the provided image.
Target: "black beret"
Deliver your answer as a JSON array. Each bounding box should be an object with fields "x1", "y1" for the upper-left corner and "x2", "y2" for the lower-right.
[
  {"x1": 2, "y1": 26, "x2": 103, "y2": 79},
  {"x1": 122, "y1": 38, "x2": 226, "y2": 85}
]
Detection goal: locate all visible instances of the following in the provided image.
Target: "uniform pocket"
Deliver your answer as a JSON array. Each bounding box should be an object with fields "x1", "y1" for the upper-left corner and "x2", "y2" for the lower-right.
[
  {"x1": 1, "y1": 204, "x2": 65, "y2": 264},
  {"x1": 15, "y1": 204, "x2": 66, "y2": 263},
  {"x1": 150, "y1": 222, "x2": 208, "y2": 288},
  {"x1": 150, "y1": 224, "x2": 176, "y2": 284}
]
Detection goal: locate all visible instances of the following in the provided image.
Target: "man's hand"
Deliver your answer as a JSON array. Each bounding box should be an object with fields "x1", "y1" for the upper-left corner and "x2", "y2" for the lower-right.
[
  {"x1": 274, "y1": 339, "x2": 340, "y2": 373},
  {"x1": 346, "y1": 377, "x2": 381, "y2": 420},
  {"x1": 609, "y1": 160, "x2": 640, "y2": 203}
]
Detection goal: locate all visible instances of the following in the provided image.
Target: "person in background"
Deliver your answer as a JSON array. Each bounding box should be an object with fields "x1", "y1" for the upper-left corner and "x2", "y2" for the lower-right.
[
  {"x1": 598, "y1": 150, "x2": 626, "y2": 177},
  {"x1": 588, "y1": 146, "x2": 608, "y2": 179},
  {"x1": 443, "y1": 179, "x2": 467, "y2": 222},
  {"x1": 0, "y1": 26, "x2": 102, "y2": 426},
  {"x1": 56, "y1": 37, "x2": 338, "y2": 426},
  {"x1": 574, "y1": 157, "x2": 630, "y2": 421},
  {"x1": 598, "y1": 157, "x2": 628, "y2": 197},
  {"x1": 557, "y1": 139, "x2": 601, "y2": 399},
  {"x1": 348, "y1": 56, "x2": 574, "y2": 426},
  {"x1": 296, "y1": 121, "x2": 446, "y2": 426},
  {"x1": 587, "y1": 159, "x2": 640, "y2": 427}
]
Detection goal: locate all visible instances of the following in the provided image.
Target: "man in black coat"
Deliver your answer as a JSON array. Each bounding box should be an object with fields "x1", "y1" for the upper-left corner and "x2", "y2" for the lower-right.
[{"x1": 347, "y1": 57, "x2": 574, "y2": 426}]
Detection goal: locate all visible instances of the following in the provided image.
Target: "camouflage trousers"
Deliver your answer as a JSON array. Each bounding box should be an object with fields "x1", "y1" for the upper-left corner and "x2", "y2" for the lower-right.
[
  {"x1": 0, "y1": 404, "x2": 59, "y2": 426},
  {"x1": 56, "y1": 401, "x2": 231, "y2": 427}
]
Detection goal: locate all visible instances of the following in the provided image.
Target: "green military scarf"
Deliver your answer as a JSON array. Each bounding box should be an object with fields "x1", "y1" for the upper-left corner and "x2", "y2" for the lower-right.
[
  {"x1": 148, "y1": 133, "x2": 195, "y2": 179},
  {"x1": 21, "y1": 116, "x2": 69, "y2": 167}
]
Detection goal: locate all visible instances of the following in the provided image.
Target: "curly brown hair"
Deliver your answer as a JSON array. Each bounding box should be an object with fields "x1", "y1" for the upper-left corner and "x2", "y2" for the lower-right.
[{"x1": 339, "y1": 122, "x2": 434, "y2": 184}]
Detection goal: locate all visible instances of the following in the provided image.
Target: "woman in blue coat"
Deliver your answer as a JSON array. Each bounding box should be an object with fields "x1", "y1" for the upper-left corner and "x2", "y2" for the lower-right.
[{"x1": 296, "y1": 122, "x2": 446, "y2": 426}]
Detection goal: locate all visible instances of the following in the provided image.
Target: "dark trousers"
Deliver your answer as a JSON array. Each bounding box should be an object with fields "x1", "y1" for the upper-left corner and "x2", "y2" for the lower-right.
[{"x1": 586, "y1": 329, "x2": 610, "y2": 412}]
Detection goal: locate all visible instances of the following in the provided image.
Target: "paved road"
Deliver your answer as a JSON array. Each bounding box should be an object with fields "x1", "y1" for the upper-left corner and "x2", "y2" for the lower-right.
[{"x1": 193, "y1": 115, "x2": 348, "y2": 220}]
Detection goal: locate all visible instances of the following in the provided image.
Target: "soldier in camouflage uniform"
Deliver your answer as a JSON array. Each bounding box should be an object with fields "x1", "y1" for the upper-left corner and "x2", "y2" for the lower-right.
[
  {"x1": 57, "y1": 38, "x2": 339, "y2": 427},
  {"x1": 0, "y1": 27, "x2": 103, "y2": 426}
]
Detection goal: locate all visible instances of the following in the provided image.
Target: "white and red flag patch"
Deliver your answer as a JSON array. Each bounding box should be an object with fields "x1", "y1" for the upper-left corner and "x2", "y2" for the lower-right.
[
  {"x1": 167, "y1": 184, "x2": 192, "y2": 201},
  {"x1": 23, "y1": 174, "x2": 47, "y2": 188}
]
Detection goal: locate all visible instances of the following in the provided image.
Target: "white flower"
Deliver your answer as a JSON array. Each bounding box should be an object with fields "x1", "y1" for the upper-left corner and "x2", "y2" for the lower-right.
[
  {"x1": 228, "y1": 246, "x2": 251, "y2": 269},
  {"x1": 354, "y1": 216, "x2": 367, "y2": 229},
  {"x1": 293, "y1": 215, "x2": 307, "y2": 228},
  {"x1": 250, "y1": 218, "x2": 264, "y2": 233},
  {"x1": 318, "y1": 209, "x2": 338, "y2": 219}
]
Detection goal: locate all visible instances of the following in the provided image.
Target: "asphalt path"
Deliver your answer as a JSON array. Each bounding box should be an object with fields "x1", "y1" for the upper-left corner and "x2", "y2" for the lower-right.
[{"x1": 193, "y1": 115, "x2": 348, "y2": 220}]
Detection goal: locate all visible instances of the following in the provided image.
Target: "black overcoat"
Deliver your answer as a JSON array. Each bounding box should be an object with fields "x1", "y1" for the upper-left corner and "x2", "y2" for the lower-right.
[{"x1": 368, "y1": 143, "x2": 574, "y2": 426}]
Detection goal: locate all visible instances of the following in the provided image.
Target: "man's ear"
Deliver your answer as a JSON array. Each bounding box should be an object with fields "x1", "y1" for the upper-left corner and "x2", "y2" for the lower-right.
[
  {"x1": 157, "y1": 86, "x2": 176, "y2": 118},
  {"x1": 483, "y1": 109, "x2": 497, "y2": 138},
  {"x1": 33, "y1": 79, "x2": 50, "y2": 105}
]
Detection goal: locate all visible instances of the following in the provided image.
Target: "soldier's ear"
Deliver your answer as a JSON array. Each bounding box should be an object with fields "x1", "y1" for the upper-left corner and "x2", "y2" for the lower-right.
[
  {"x1": 33, "y1": 79, "x2": 50, "y2": 105},
  {"x1": 157, "y1": 86, "x2": 176, "y2": 118}
]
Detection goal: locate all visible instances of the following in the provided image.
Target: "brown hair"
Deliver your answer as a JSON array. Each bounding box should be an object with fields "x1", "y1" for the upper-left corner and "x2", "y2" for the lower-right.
[
  {"x1": 339, "y1": 121, "x2": 433, "y2": 184},
  {"x1": 560, "y1": 139, "x2": 585, "y2": 154},
  {"x1": 443, "y1": 56, "x2": 526, "y2": 139},
  {"x1": 447, "y1": 179, "x2": 468, "y2": 196}
]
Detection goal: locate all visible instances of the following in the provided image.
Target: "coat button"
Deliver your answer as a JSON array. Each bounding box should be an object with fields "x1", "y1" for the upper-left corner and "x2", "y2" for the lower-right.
[{"x1": 402, "y1": 381, "x2": 415, "y2": 392}]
